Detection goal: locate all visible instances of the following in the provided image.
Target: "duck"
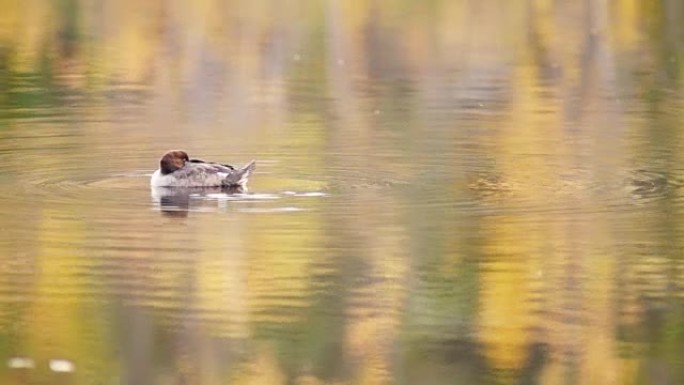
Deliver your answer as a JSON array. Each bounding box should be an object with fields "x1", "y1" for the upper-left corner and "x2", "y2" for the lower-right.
[{"x1": 150, "y1": 150, "x2": 256, "y2": 187}]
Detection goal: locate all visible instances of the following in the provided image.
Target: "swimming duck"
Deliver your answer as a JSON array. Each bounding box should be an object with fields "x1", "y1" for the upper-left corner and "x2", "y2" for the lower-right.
[{"x1": 150, "y1": 150, "x2": 256, "y2": 187}]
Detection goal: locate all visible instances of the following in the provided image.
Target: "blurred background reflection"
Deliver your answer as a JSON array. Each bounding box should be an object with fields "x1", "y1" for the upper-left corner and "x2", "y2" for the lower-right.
[{"x1": 1, "y1": 1, "x2": 684, "y2": 384}]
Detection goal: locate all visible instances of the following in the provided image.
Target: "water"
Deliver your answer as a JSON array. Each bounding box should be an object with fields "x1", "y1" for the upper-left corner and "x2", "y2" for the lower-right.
[{"x1": 2, "y1": 1, "x2": 684, "y2": 384}]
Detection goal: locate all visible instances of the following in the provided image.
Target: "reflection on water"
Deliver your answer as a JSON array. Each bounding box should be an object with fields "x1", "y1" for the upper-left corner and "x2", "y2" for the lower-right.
[
  {"x1": 151, "y1": 186, "x2": 248, "y2": 216},
  {"x1": 151, "y1": 186, "x2": 321, "y2": 216},
  {"x1": 2, "y1": 0, "x2": 684, "y2": 384}
]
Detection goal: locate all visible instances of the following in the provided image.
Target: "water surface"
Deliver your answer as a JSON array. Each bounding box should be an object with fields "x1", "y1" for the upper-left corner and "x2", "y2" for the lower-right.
[{"x1": 2, "y1": 1, "x2": 684, "y2": 384}]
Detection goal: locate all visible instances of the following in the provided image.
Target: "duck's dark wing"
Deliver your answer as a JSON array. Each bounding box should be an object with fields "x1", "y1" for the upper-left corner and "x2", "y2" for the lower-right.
[
  {"x1": 165, "y1": 162, "x2": 230, "y2": 187},
  {"x1": 165, "y1": 160, "x2": 253, "y2": 187},
  {"x1": 189, "y1": 159, "x2": 235, "y2": 171},
  {"x1": 185, "y1": 160, "x2": 255, "y2": 187}
]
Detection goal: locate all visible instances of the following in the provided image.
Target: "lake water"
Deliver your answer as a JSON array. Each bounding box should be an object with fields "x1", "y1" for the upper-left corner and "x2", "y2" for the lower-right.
[{"x1": 2, "y1": 1, "x2": 684, "y2": 384}]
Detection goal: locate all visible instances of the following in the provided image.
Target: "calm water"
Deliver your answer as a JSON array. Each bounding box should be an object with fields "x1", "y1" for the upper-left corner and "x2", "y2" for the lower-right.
[{"x1": 2, "y1": 1, "x2": 684, "y2": 384}]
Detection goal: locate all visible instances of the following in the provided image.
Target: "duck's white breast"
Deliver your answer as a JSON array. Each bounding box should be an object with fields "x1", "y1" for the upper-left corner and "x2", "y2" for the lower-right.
[{"x1": 150, "y1": 169, "x2": 188, "y2": 187}]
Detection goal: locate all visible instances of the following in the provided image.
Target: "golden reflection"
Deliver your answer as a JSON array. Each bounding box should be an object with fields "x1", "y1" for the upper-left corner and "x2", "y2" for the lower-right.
[
  {"x1": 344, "y1": 212, "x2": 408, "y2": 385},
  {"x1": 246, "y1": 216, "x2": 322, "y2": 326},
  {"x1": 478, "y1": 217, "x2": 540, "y2": 370},
  {"x1": 22, "y1": 209, "x2": 112, "y2": 384}
]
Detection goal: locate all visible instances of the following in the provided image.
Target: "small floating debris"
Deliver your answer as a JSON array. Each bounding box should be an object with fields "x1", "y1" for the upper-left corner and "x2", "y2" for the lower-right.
[
  {"x1": 298, "y1": 192, "x2": 326, "y2": 197},
  {"x1": 282, "y1": 191, "x2": 326, "y2": 197},
  {"x1": 204, "y1": 193, "x2": 280, "y2": 201},
  {"x1": 7, "y1": 357, "x2": 35, "y2": 369},
  {"x1": 49, "y1": 359, "x2": 75, "y2": 373}
]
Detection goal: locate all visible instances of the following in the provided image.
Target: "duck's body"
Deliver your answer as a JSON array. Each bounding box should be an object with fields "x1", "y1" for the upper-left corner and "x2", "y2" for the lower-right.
[{"x1": 151, "y1": 150, "x2": 255, "y2": 187}]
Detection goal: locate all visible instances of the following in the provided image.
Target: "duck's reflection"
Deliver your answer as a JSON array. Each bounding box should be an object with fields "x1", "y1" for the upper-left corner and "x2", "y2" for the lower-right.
[{"x1": 151, "y1": 186, "x2": 246, "y2": 217}]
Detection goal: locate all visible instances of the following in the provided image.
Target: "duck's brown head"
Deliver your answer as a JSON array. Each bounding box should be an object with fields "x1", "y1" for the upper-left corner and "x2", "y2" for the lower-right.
[{"x1": 159, "y1": 150, "x2": 190, "y2": 175}]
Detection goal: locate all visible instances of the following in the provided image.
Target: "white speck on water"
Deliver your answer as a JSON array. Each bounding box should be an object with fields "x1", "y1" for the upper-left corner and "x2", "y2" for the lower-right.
[
  {"x1": 293, "y1": 53, "x2": 301, "y2": 61},
  {"x1": 7, "y1": 357, "x2": 35, "y2": 369},
  {"x1": 49, "y1": 359, "x2": 75, "y2": 373}
]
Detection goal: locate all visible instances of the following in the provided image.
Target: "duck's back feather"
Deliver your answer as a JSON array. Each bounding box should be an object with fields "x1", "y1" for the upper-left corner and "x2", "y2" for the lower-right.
[{"x1": 150, "y1": 160, "x2": 255, "y2": 187}]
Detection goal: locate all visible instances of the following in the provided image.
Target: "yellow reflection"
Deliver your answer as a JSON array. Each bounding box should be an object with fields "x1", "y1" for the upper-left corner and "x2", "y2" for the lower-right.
[
  {"x1": 478, "y1": 217, "x2": 539, "y2": 371},
  {"x1": 246, "y1": 218, "x2": 320, "y2": 325},
  {"x1": 195, "y1": 220, "x2": 249, "y2": 339},
  {"x1": 0, "y1": 0, "x2": 55, "y2": 72},
  {"x1": 22, "y1": 209, "x2": 112, "y2": 384},
  {"x1": 610, "y1": 0, "x2": 643, "y2": 48},
  {"x1": 341, "y1": 191, "x2": 408, "y2": 385}
]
